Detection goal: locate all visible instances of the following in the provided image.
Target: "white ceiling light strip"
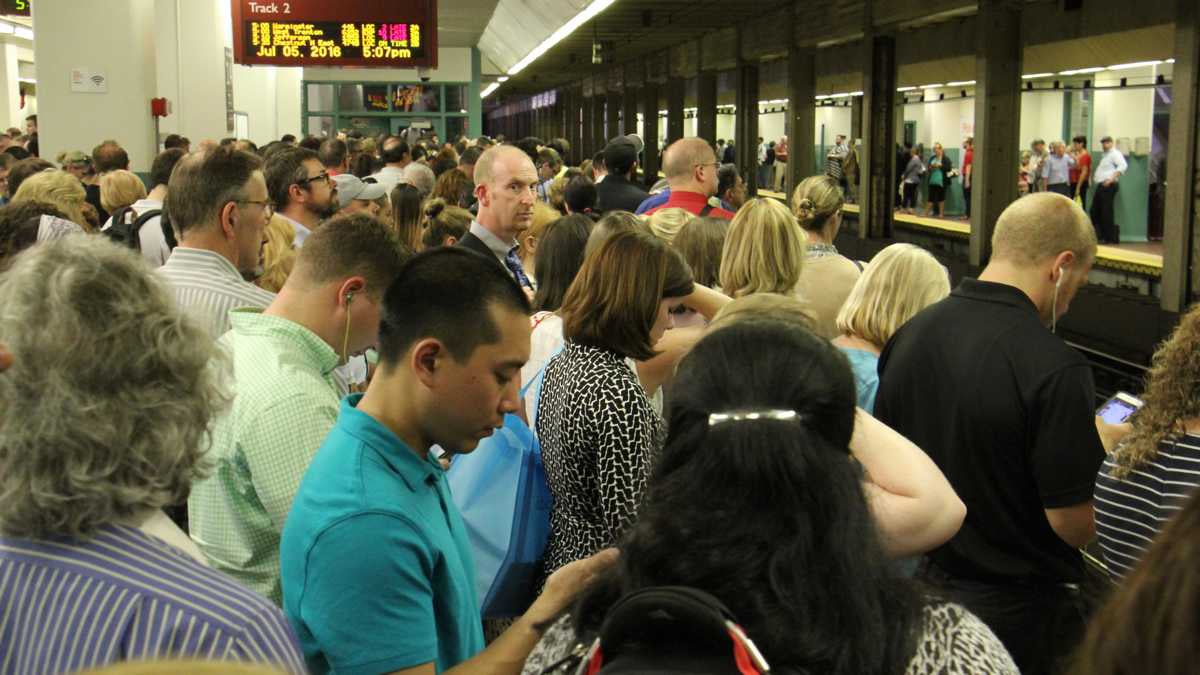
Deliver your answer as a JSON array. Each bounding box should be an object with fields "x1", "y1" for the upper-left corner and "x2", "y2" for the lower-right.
[{"x1": 508, "y1": 0, "x2": 615, "y2": 76}]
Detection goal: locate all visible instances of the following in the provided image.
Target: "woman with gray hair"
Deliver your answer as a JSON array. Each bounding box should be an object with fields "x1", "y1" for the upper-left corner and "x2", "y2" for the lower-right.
[{"x1": 0, "y1": 236, "x2": 304, "y2": 673}]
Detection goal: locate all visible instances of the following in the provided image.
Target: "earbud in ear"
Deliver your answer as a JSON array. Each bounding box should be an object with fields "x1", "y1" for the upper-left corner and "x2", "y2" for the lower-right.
[{"x1": 345, "y1": 292, "x2": 355, "y2": 304}]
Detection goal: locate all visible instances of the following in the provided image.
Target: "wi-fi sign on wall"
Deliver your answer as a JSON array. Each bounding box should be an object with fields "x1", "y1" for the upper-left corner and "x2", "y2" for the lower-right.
[{"x1": 70, "y1": 68, "x2": 108, "y2": 93}]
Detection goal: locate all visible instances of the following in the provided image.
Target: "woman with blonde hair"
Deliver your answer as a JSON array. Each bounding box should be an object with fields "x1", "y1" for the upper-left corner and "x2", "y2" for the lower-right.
[
  {"x1": 646, "y1": 207, "x2": 694, "y2": 246},
  {"x1": 420, "y1": 197, "x2": 472, "y2": 249},
  {"x1": 792, "y1": 174, "x2": 863, "y2": 339},
  {"x1": 518, "y1": 201, "x2": 558, "y2": 287},
  {"x1": 719, "y1": 197, "x2": 807, "y2": 298},
  {"x1": 1094, "y1": 303, "x2": 1200, "y2": 580},
  {"x1": 832, "y1": 243, "x2": 950, "y2": 412},
  {"x1": 12, "y1": 169, "x2": 88, "y2": 230},
  {"x1": 257, "y1": 213, "x2": 297, "y2": 293},
  {"x1": 99, "y1": 169, "x2": 148, "y2": 216}
]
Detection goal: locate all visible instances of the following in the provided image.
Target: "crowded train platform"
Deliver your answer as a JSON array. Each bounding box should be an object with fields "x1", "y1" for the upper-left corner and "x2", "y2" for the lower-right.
[{"x1": 1, "y1": 0, "x2": 1200, "y2": 673}]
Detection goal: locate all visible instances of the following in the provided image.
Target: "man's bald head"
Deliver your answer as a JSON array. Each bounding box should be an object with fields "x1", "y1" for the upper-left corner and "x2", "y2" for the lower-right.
[
  {"x1": 474, "y1": 145, "x2": 532, "y2": 187},
  {"x1": 663, "y1": 138, "x2": 717, "y2": 181},
  {"x1": 991, "y1": 193, "x2": 1096, "y2": 267},
  {"x1": 662, "y1": 138, "x2": 720, "y2": 197}
]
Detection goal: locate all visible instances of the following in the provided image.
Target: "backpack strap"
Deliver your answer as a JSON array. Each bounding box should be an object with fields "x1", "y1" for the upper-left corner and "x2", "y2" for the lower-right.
[
  {"x1": 699, "y1": 204, "x2": 714, "y2": 217},
  {"x1": 159, "y1": 210, "x2": 178, "y2": 250}
]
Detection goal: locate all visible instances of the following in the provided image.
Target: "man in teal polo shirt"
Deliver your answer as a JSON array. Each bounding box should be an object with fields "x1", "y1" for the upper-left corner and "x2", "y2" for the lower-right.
[{"x1": 281, "y1": 247, "x2": 616, "y2": 675}]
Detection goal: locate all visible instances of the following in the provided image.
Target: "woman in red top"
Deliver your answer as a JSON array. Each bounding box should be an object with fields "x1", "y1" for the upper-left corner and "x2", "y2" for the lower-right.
[{"x1": 1070, "y1": 135, "x2": 1092, "y2": 212}]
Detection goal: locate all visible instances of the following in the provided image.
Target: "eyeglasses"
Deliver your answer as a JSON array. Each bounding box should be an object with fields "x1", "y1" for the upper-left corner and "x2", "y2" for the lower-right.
[
  {"x1": 296, "y1": 171, "x2": 331, "y2": 187},
  {"x1": 237, "y1": 199, "x2": 274, "y2": 218}
]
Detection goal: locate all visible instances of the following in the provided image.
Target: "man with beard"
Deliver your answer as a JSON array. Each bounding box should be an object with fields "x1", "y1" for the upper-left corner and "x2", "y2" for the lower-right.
[
  {"x1": 457, "y1": 145, "x2": 538, "y2": 294},
  {"x1": 266, "y1": 145, "x2": 339, "y2": 249}
]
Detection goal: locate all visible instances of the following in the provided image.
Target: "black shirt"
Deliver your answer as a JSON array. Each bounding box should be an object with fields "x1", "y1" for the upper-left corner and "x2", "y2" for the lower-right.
[
  {"x1": 594, "y1": 173, "x2": 649, "y2": 215},
  {"x1": 874, "y1": 278, "x2": 1105, "y2": 585}
]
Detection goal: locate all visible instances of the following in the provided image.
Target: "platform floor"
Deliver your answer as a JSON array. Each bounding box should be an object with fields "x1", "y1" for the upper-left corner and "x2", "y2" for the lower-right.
[{"x1": 772, "y1": 201, "x2": 1168, "y2": 275}]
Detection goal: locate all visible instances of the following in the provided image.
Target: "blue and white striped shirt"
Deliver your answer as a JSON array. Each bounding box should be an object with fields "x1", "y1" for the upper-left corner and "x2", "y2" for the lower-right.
[
  {"x1": 1094, "y1": 434, "x2": 1200, "y2": 580},
  {"x1": 157, "y1": 247, "x2": 276, "y2": 339},
  {"x1": 0, "y1": 524, "x2": 305, "y2": 674}
]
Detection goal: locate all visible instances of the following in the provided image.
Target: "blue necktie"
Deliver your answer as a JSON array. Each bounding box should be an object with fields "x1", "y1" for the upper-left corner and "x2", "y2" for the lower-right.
[{"x1": 504, "y1": 247, "x2": 533, "y2": 290}]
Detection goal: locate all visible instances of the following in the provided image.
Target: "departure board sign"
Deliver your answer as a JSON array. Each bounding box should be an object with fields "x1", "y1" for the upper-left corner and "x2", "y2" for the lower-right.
[
  {"x1": 230, "y1": 0, "x2": 438, "y2": 69},
  {"x1": 1, "y1": 0, "x2": 31, "y2": 17}
]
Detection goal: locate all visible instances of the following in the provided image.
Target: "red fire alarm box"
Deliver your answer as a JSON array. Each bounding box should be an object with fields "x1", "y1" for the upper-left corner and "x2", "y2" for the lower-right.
[{"x1": 151, "y1": 98, "x2": 169, "y2": 117}]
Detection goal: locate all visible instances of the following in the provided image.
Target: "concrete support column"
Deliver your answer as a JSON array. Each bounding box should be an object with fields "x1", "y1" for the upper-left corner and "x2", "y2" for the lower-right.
[
  {"x1": 468, "y1": 48, "x2": 483, "y2": 138},
  {"x1": 861, "y1": 34, "x2": 896, "y2": 238},
  {"x1": 0, "y1": 42, "x2": 24, "y2": 132},
  {"x1": 696, "y1": 71, "x2": 717, "y2": 144},
  {"x1": 622, "y1": 88, "x2": 639, "y2": 137},
  {"x1": 592, "y1": 94, "x2": 606, "y2": 158},
  {"x1": 735, "y1": 62, "x2": 760, "y2": 198},
  {"x1": 34, "y1": 0, "x2": 159, "y2": 170},
  {"x1": 970, "y1": 0, "x2": 1022, "y2": 266},
  {"x1": 851, "y1": 96, "x2": 863, "y2": 142},
  {"x1": 581, "y1": 96, "x2": 594, "y2": 158},
  {"x1": 666, "y1": 77, "x2": 685, "y2": 144},
  {"x1": 642, "y1": 82, "x2": 661, "y2": 188},
  {"x1": 568, "y1": 91, "x2": 582, "y2": 164},
  {"x1": 787, "y1": 48, "x2": 816, "y2": 199},
  {"x1": 606, "y1": 91, "x2": 620, "y2": 141},
  {"x1": 1163, "y1": 0, "x2": 1200, "y2": 311}
]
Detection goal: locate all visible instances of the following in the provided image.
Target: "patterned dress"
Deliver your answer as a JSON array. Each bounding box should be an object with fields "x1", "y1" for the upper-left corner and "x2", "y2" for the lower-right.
[
  {"x1": 522, "y1": 602, "x2": 1019, "y2": 674},
  {"x1": 534, "y1": 341, "x2": 662, "y2": 588}
]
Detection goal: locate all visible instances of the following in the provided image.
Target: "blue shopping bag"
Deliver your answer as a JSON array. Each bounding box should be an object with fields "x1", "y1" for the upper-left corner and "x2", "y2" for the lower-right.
[{"x1": 447, "y1": 357, "x2": 555, "y2": 618}]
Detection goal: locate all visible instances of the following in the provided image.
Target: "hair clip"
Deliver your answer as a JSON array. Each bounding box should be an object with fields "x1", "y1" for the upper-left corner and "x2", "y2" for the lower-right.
[{"x1": 708, "y1": 409, "x2": 802, "y2": 426}]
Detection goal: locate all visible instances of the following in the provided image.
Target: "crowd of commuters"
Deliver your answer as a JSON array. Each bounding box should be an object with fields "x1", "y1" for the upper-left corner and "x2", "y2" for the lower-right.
[
  {"x1": 895, "y1": 132, "x2": 1126, "y2": 246},
  {"x1": 0, "y1": 121, "x2": 1197, "y2": 675}
]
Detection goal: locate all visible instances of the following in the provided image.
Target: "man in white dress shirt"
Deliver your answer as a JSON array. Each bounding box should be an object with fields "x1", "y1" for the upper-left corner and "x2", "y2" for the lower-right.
[{"x1": 1089, "y1": 136, "x2": 1128, "y2": 244}]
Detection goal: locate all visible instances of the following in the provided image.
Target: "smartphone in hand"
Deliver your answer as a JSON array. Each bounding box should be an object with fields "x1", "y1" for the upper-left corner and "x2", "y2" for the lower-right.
[{"x1": 1097, "y1": 392, "x2": 1144, "y2": 424}]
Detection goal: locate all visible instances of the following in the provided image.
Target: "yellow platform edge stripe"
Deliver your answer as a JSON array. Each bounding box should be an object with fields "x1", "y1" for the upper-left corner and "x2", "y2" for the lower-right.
[{"x1": 759, "y1": 194, "x2": 1161, "y2": 275}]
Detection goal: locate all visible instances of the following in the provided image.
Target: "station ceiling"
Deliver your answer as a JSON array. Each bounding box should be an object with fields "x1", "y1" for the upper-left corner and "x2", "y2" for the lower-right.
[{"x1": 487, "y1": 0, "x2": 793, "y2": 96}]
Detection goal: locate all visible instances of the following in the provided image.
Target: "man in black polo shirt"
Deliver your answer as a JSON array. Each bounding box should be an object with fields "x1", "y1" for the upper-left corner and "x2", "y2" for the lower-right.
[{"x1": 874, "y1": 192, "x2": 1105, "y2": 675}]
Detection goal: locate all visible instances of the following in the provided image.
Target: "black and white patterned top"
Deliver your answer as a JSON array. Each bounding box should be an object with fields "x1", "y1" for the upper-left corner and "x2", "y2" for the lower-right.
[
  {"x1": 521, "y1": 602, "x2": 1018, "y2": 675},
  {"x1": 534, "y1": 341, "x2": 662, "y2": 587}
]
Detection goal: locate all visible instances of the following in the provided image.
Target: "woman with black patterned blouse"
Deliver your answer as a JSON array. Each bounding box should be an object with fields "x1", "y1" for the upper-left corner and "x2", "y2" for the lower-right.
[
  {"x1": 524, "y1": 320, "x2": 1017, "y2": 675},
  {"x1": 535, "y1": 230, "x2": 694, "y2": 588}
]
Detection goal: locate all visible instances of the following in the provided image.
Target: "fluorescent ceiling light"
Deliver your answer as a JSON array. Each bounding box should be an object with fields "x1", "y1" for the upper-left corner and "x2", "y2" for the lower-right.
[
  {"x1": 0, "y1": 22, "x2": 14, "y2": 35},
  {"x1": 17, "y1": 77, "x2": 34, "y2": 83},
  {"x1": 507, "y1": 0, "x2": 616, "y2": 75},
  {"x1": 1167, "y1": 58, "x2": 1175, "y2": 64},
  {"x1": 946, "y1": 80, "x2": 976, "y2": 86},
  {"x1": 1107, "y1": 60, "x2": 1162, "y2": 71},
  {"x1": 814, "y1": 94, "x2": 830, "y2": 100},
  {"x1": 829, "y1": 92, "x2": 853, "y2": 98},
  {"x1": 896, "y1": 86, "x2": 917, "y2": 92},
  {"x1": 497, "y1": 76, "x2": 509, "y2": 82},
  {"x1": 849, "y1": 91, "x2": 864, "y2": 97},
  {"x1": 1058, "y1": 67, "x2": 1105, "y2": 75},
  {"x1": 480, "y1": 82, "x2": 500, "y2": 99},
  {"x1": 919, "y1": 83, "x2": 944, "y2": 89},
  {"x1": 14, "y1": 26, "x2": 32, "y2": 40},
  {"x1": 1022, "y1": 73, "x2": 1054, "y2": 79}
]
